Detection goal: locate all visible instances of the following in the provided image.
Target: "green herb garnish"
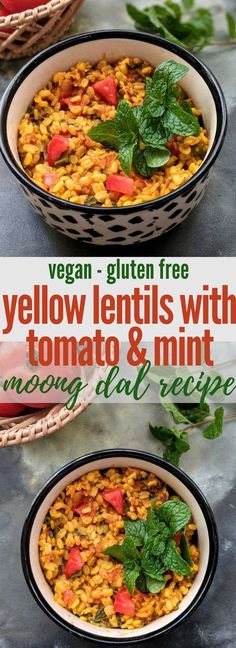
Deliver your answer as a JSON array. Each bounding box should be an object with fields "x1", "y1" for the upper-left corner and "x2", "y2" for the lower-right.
[
  {"x1": 88, "y1": 60, "x2": 200, "y2": 178},
  {"x1": 150, "y1": 401, "x2": 224, "y2": 465},
  {"x1": 103, "y1": 499, "x2": 192, "y2": 594},
  {"x1": 93, "y1": 606, "x2": 107, "y2": 623},
  {"x1": 127, "y1": 0, "x2": 236, "y2": 51}
]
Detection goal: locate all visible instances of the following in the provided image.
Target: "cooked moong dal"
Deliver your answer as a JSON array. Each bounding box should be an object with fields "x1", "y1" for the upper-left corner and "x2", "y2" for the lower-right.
[
  {"x1": 39, "y1": 467, "x2": 199, "y2": 630},
  {"x1": 18, "y1": 56, "x2": 209, "y2": 208}
]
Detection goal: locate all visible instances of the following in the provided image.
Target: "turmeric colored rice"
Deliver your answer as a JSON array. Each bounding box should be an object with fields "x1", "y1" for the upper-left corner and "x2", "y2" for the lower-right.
[
  {"x1": 39, "y1": 467, "x2": 199, "y2": 630},
  {"x1": 18, "y1": 57, "x2": 209, "y2": 208}
]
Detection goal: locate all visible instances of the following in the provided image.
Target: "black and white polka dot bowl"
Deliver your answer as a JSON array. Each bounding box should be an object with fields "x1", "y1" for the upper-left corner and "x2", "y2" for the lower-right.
[
  {"x1": 21, "y1": 449, "x2": 218, "y2": 643},
  {"x1": 0, "y1": 30, "x2": 227, "y2": 246}
]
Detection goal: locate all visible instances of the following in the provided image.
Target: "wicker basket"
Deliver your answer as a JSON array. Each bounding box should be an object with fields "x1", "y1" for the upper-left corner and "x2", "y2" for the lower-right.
[
  {"x1": 0, "y1": 0, "x2": 84, "y2": 60},
  {"x1": 0, "y1": 364, "x2": 107, "y2": 448}
]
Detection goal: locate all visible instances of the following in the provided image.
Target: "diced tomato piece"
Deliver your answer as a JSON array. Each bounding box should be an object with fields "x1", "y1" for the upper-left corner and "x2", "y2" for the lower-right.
[
  {"x1": 0, "y1": 7, "x2": 10, "y2": 16},
  {"x1": 102, "y1": 488, "x2": 124, "y2": 515},
  {"x1": 114, "y1": 587, "x2": 135, "y2": 617},
  {"x1": 106, "y1": 174, "x2": 134, "y2": 195},
  {"x1": 2, "y1": 0, "x2": 49, "y2": 11},
  {"x1": 63, "y1": 589, "x2": 75, "y2": 606},
  {"x1": 0, "y1": 401, "x2": 26, "y2": 417},
  {"x1": 64, "y1": 546, "x2": 84, "y2": 578},
  {"x1": 72, "y1": 494, "x2": 94, "y2": 517},
  {"x1": 43, "y1": 172, "x2": 57, "y2": 188},
  {"x1": 47, "y1": 135, "x2": 69, "y2": 166},
  {"x1": 93, "y1": 76, "x2": 117, "y2": 106}
]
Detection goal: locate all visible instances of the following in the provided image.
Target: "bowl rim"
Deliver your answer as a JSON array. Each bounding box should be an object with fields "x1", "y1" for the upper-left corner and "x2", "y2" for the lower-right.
[
  {"x1": 0, "y1": 29, "x2": 227, "y2": 216},
  {"x1": 21, "y1": 448, "x2": 218, "y2": 643}
]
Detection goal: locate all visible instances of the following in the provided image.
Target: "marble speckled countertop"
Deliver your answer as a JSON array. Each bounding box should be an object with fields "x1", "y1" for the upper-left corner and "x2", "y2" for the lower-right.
[{"x1": 0, "y1": 1, "x2": 236, "y2": 647}]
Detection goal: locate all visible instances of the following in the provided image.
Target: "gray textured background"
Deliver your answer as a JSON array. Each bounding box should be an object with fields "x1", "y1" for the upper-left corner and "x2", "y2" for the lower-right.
[{"x1": 0, "y1": 1, "x2": 236, "y2": 647}]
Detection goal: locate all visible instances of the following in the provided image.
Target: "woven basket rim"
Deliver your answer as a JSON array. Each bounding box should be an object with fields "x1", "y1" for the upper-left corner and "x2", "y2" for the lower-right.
[
  {"x1": 0, "y1": 363, "x2": 108, "y2": 447},
  {"x1": 0, "y1": 0, "x2": 73, "y2": 25}
]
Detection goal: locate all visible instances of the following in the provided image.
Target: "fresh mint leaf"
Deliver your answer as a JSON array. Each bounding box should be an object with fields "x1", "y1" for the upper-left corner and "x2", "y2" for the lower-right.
[
  {"x1": 123, "y1": 536, "x2": 139, "y2": 560},
  {"x1": 162, "y1": 539, "x2": 191, "y2": 575},
  {"x1": 161, "y1": 400, "x2": 191, "y2": 424},
  {"x1": 126, "y1": 3, "x2": 154, "y2": 30},
  {"x1": 88, "y1": 120, "x2": 119, "y2": 150},
  {"x1": 116, "y1": 100, "x2": 139, "y2": 137},
  {"x1": 152, "y1": 535, "x2": 167, "y2": 556},
  {"x1": 133, "y1": 104, "x2": 143, "y2": 122},
  {"x1": 163, "y1": 98, "x2": 200, "y2": 136},
  {"x1": 163, "y1": 444, "x2": 182, "y2": 466},
  {"x1": 150, "y1": 423, "x2": 178, "y2": 443},
  {"x1": 177, "y1": 403, "x2": 210, "y2": 423},
  {"x1": 153, "y1": 59, "x2": 188, "y2": 90},
  {"x1": 226, "y1": 12, "x2": 236, "y2": 39},
  {"x1": 119, "y1": 140, "x2": 136, "y2": 176},
  {"x1": 175, "y1": 434, "x2": 190, "y2": 453},
  {"x1": 165, "y1": 0, "x2": 182, "y2": 20},
  {"x1": 124, "y1": 559, "x2": 140, "y2": 593},
  {"x1": 146, "y1": 511, "x2": 170, "y2": 538},
  {"x1": 143, "y1": 77, "x2": 166, "y2": 118},
  {"x1": 150, "y1": 424, "x2": 189, "y2": 465},
  {"x1": 157, "y1": 500, "x2": 191, "y2": 535},
  {"x1": 103, "y1": 544, "x2": 125, "y2": 563},
  {"x1": 203, "y1": 406, "x2": 224, "y2": 439},
  {"x1": 145, "y1": 574, "x2": 166, "y2": 593},
  {"x1": 182, "y1": 0, "x2": 194, "y2": 9},
  {"x1": 133, "y1": 148, "x2": 154, "y2": 178},
  {"x1": 180, "y1": 99, "x2": 194, "y2": 115},
  {"x1": 139, "y1": 116, "x2": 169, "y2": 147},
  {"x1": 180, "y1": 533, "x2": 193, "y2": 566},
  {"x1": 124, "y1": 519, "x2": 147, "y2": 546},
  {"x1": 144, "y1": 146, "x2": 170, "y2": 168},
  {"x1": 145, "y1": 6, "x2": 184, "y2": 45},
  {"x1": 141, "y1": 545, "x2": 165, "y2": 578},
  {"x1": 187, "y1": 8, "x2": 214, "y2": 45},
  {"x1": 136, "y1": 572, "x2": 148, "y2": 593}
]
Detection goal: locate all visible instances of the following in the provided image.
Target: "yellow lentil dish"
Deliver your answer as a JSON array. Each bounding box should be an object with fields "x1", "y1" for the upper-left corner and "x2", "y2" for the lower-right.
[
  {"x1": 39, "y1": 467, "x2": 199, "y2": 630},
  {"x1": 18, "y1": 57, "x2": 209, "y2": 208}
]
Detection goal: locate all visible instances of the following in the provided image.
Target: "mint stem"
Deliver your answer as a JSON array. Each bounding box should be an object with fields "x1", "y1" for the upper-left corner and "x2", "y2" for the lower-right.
[{"x1": 183, "y1": 411, "x2": 236, "y2": 434}]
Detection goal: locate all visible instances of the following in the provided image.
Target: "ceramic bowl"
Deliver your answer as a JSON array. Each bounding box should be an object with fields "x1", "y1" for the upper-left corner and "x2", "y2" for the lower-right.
[
  {"x1": 21, "y1": 448, "x2": 218, "y2": 642},
  {"x1": 0, "y1": 30, "x2": 227, "y2": 246}
]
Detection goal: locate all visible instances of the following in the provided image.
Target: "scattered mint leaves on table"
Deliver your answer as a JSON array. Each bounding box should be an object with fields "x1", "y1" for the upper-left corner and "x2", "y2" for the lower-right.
[
  {"x1": 103, "y1": 499, "x2": 192, "y2": 594},
  {"x1": 150, "y1": 401, "x2": 225, "y2": 465},
  {"x1": 88, "y1": 59, "x2": 200, "y2": 178},
  {"x1": 127, "y1": 0, "x2": 236, "y2": 51}
]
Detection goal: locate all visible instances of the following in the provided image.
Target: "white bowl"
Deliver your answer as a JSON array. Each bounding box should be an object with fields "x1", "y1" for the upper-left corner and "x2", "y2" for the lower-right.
[
  {"x1": 21, "y1": 449, "x2": 218, "y2": 642},
  {"x1": 0, "y1": 30, "x2": 227, "y2": 246}
]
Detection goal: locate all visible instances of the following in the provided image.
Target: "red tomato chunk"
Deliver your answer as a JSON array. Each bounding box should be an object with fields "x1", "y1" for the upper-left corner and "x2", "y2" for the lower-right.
[
  {"x1": 72, "y1": 494, "x2": 94, "y2": 518},
  {"x1": 47, "y1": 135, "x2": 69, "y2": 166},
  {"x1": 62, "y1": 589, "x2": 75, "y2": 605},
  {"x1": 2, "y1": 0, "x2": 49, "y2": 11},
  {"x1": 64, "y1": 546, "x2": 84, "y2": 578},
  {"x1": 106, "y1": 174, "x2": 134, "y2": 195},
  {"x1": 102, "y1": 488, "x2": 124, "y2": 515},
  {"x1": 93, "y1": 76, "x2": 117, "y2": 106},
  {"x1": 114, "y1": 587, "x2": 135, "y2": 616}
]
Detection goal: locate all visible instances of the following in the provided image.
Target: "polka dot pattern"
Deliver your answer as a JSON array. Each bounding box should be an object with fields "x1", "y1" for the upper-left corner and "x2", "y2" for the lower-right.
[{"x1": 20, "y1": 173, "x2": 209, "y2": 246}]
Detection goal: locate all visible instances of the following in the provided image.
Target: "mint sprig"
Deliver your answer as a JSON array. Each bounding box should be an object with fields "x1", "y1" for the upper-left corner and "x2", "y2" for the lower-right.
[
  {"x1": 103, "y1": 499, "x2": 192, "y2": 594},
  {"x1": 88, "y1": 60, "x2": 200, "y2": 178},
  {"x1": 150, "y1": 402, "x2": 224, "y2": 465},
  {"x1": 127, "y1": 0, "x2": 236, "y2": 51}
]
